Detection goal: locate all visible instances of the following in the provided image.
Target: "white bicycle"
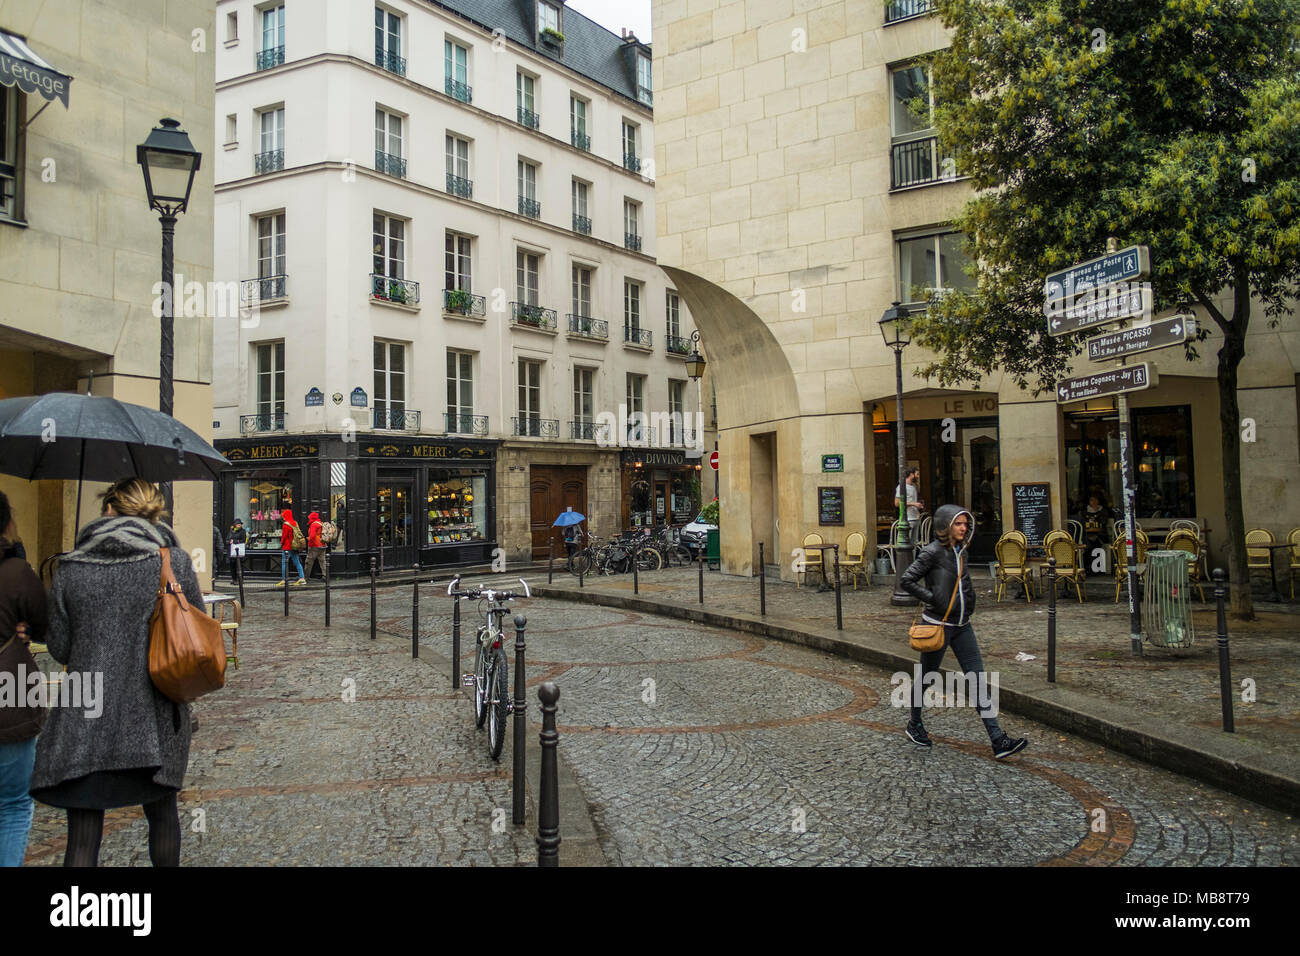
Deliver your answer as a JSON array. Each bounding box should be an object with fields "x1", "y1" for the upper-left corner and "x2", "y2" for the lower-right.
[{"x1": 448, "y1": 576, "x2": 532, "y2": 760}]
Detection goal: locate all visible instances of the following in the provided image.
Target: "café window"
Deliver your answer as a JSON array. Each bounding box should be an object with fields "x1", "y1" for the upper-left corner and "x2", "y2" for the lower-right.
[
  {"x1": 1, "y1": 84, "x2": 23, "y2": 221},
  {"x1": 235, "y1": 474, "x2": 297, "y2": 550},
  {"x1": 1065, "y1": 405, "x2": 1196, "y2": 520},
  {"x1": 427, "y1": 470, "x2": 487, "y2": 544}
]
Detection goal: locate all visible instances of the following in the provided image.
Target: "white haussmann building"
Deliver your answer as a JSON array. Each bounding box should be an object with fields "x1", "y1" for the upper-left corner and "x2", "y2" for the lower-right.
[{"x1": 212, "y1": 0, "x2": 711, "y2": 574}]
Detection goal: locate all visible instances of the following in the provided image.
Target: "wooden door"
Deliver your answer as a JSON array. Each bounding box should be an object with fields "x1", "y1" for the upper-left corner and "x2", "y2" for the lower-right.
[{"x1": 529, "y1": 466, "x2": 588, "y2": 558}]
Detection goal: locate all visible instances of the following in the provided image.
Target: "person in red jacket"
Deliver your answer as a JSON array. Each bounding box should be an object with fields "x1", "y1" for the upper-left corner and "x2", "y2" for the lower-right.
[
  {"x1": 302, "y1": 510, "x2": 326, "y2": 583},
  {"x1": 276, "y1": 508, "x2": 305, "y2": 587}
]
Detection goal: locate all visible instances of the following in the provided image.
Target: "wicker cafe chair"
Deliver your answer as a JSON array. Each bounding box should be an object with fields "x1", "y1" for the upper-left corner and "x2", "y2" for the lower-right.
[
  {"x1": 1245, "y1": 528, "x2": 1275, "y2": 593},
  {"x1": 798, "y1": 532, "x2": 825, "y2": 588},
  {"x1": 1111, "y1": 530, "x2": 1150, "y2": 603},
  {"x1": 1067, "y1": 519, "x2": 1085, "y2": 545},
  {"x1": 1164, "y1": 528, "x2": 1206, "y2": 604},
  {"x1": 917, "y1": 515, "x2": 933, "y2": 547},
  {"x1": 1169, "y1": 519, "x2": 1201, "y2": 535},
  {"x1": 1044, "y1": 534, "x2": 1087, "y2": 602},
  {"x1": 877, "y1": 520, "x2": 901, "y2": 573},
  {"x1": 994, "y1": 533, "x2": 1034, "y2": 603},
  {"x1": 1288, "y1": 528, "x2": 1300, "y2": 600},
  {"x1": 841, "y1": 531, "x2": 870, "y2": 590}
]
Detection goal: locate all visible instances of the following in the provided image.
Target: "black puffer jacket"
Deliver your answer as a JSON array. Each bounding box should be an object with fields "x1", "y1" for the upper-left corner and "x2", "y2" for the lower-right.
[{"x1": 900, "y1": 505, "x2": 977, "y2": 626}]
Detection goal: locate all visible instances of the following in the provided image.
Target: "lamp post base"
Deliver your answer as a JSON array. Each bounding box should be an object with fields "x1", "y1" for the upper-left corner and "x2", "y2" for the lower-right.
[{"x1": 890, "y1": 544, "x2": 916, "y2": 606}]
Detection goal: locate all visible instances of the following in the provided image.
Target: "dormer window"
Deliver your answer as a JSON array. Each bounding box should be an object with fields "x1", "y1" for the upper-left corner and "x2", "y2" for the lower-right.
[
  {"x1": 636, "y1": 52, "x2": 652, "y2": 106},
  {"x1": 538, "y1": 1, "x2": 562, "y2": 39}
]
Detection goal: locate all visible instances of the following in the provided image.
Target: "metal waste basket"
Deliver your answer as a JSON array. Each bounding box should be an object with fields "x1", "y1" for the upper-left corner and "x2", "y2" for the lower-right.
[
  {"x1": 705, "y1": 529, "x2": 720, "y2": 570},
  {"x1": 1142, "y1": 550, "x2": 1196, "y2": 648}
]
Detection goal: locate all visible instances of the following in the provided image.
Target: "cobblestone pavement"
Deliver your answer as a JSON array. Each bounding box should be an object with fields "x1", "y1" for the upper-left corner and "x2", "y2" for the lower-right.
[{"x1": 25, "y1": 579, "x2": 1299, "y2": 866}]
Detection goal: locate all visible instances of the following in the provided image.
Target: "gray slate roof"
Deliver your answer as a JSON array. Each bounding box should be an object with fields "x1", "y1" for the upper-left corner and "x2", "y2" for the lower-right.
[{"x1": 426, "y1": 0, "x2": 650, "y2": 107}]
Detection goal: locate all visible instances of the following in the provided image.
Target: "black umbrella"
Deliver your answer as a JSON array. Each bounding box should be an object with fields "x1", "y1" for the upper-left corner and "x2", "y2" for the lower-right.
[{"x1": 0, "y1": 392, "x2": 229, "y2": 532}]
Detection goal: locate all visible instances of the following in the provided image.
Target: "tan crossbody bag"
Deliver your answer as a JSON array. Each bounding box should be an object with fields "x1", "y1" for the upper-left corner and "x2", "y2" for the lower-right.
[{"x1": 908, "y1": 552, "x2": 961, "y2": 652}]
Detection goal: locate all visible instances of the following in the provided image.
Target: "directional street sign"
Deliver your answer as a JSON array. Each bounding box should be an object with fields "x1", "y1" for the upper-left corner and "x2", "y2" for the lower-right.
[
  {"x1": 1044, "y1": 245, "x2": 1150, "y2": 302},
  {"x1": 1046, "y1": 284, "x2": 1152, "y2": 336},
  {"x1": 1056, "y1": 363, "x2": 1158, "y2": 404},
  {"x1": 1086, "y1": 315, "x2": 1197, "y2": 362}
]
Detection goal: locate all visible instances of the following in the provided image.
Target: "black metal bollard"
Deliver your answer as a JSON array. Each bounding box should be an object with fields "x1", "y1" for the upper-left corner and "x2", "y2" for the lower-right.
[
  {"x1": 451, "y1": 592, "x2": 461, "y2": 690},
  {"x1": 759, "y1": 542, "x2": 766, "y2": 617},
  {"x1": 579, "y1": 563, "x2": 584, "y2": 588},
  {"x1": 633, "y1": 550, "x2": 639, "y2": 594},
  {"x1": 283, "y1": 556, "x2": 290, "y2": 617},
  {"x1": 411, "y1": 564, "x2": 420, "y2": 659},
  {"x1": 536, "y1": 681, "x2": 560, "y2": 867},
  {"x1": 1047, "y1": 556, "x2": 1057, "y2": 684},
  {"x1": 1214, "y1": 569, "x2": 1235, "y2": 733},
  {"x1": 323, "y1": 551, "x2": 331, "y2": 627},
  {"x1": 235, "y1": 554, "x2": 245, "y2": 610},
  {"x1": 833, "y1": 545, "x2": 843, "y2": 630},
  {"x1": 369, "y1": 557, "x2": 377, "y2": 641},
  {"x1": 513, "y1": 613, "x2": 527, "y2": 826},
  {"x1": 548, "y1": 537, "x2": 554, "y2": 585},
  {"x1": 698, "y1": 553, "x2": 704, "y2": 604}
]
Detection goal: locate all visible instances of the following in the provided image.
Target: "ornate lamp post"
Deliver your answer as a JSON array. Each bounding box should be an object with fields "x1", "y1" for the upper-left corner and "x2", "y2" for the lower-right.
[
  {"x1": 685, "y1": 330, "x2": 707, "y2": 512},
  {"x1": 880, "y1": 302, "x2": 916, "y2": 606}
]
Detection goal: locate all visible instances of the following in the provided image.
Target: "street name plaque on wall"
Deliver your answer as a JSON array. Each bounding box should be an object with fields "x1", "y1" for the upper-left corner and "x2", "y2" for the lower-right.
[{"x1": 821, "y1": 453, "x2": 844, "y2": 473}]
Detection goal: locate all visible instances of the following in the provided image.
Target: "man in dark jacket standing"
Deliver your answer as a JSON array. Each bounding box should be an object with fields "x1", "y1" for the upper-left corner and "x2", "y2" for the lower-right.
[
  {"x1": 899, "y1": 504, "x2": 1028, "y2": 759},
  {"x1": 0, "y1": 491, "x2": 49, "y2": 866},
  {"x1": 226, "y1": 518, "x2": 248, "y2": 584}
]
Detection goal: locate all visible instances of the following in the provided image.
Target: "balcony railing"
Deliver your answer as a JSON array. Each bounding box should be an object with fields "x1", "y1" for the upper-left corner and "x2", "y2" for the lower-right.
[
  {"x1": 373, "y1": 408, "x2": 421, "y2": 431},
  {"x1": 571, "y1": 130, "x2": 591, "y2": 151},
  {"x1": 666, "y1": 334, "x2": 691, "y2": 355},
  {"x1": 566, "y1": 314, "x2": 608, "y2": 340},
  {"x1": 375, "y1": 150, "x2": 406, "y2": 178},
  {"x1": 624, "y1": 326, "x2": 653, "y2": 348},
  {"x1": 623, "y1": 152, "x2": 641, "y2": 173},
  {"x1": 375, "y1": 47, "x2": 407, "y2": 75},
  {"x1": 890, "y1": 135, "x2": 954, "y2": 190},
  {"x1": 443, "y1": 289, "x2": 486, "y2": 317},
  {"x1": 517, "y1": 107, "x2": 540, "y2": 130},
  {"x1": 446, "y1": 412, "x2": 488, "y2": 436},
  {"x1": 570, "y1": 420, "x2": 611, "y2": 442},
  {"x1": 370, "y1": 274, "x2": 421, "y2": 305},
  {"x1": 241, "y1": 275, "x2": 288, "y2": 303},
  {"x1": 445, "y1": 76, "x2": 472, "y2": 104},
  {"x1": 240, "y1": 412, "x2": 285, "y2": 434},
  {"x1": 446, "y1": 174, "x2": 473, "y2": 199},
  {"x1": 256, "y1": 46, "x2": 284, "y2": 70},
  {"x1": 885, "y1": 0, "x2": 935, "y2": 24},
  {"x1": 254, "y1": 149, "x2": 284, "y2": 174},
  {"x1": 511, "y1": 302, "x2": 557, "y2": 331},
  {"x1": 518, "y1": 196, "x2": 541, "y2": 219},
  {"x1": 625, "y1": 423, "x2": 657, "y2": 446},
  {"x1": 624, "y1": 233, "x2": 642, "y2": 252},
  {"x1": 512, "y1": 417, "x2": 559, "y2": 438},
  {"x1": 572, "y1": 214, "x2": 591, "y2": 235}
]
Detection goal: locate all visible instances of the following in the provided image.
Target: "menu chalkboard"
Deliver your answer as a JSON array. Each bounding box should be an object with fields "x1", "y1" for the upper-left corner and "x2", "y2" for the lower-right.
[
  {"x1": 818, "y1": 486, "x2": 845, "y2": 527},
  {"x1": 1011, "y1": 483, "x2": 1052, "y2": 552}
]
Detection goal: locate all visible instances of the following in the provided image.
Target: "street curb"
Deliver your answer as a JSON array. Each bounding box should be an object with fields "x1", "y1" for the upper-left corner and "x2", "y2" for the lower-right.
[{"x1": 532, "y1": 583, "x2": 1300, "y2": 816}]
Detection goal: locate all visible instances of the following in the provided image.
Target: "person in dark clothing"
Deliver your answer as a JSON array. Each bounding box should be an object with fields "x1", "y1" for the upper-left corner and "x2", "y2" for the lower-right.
[
  {"x1": 0, "y1": 491, "x2": 49, "y2": 866},
  {"x1": 226, "y1": 518, "x2": 248, "y2": 583},
  {"x1": 899, "y1": 504, "x2": 1028, "y2": 759}
]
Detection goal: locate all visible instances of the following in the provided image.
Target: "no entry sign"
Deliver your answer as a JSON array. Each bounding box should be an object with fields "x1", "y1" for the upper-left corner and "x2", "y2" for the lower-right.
[{"x1": 709, "y1": 451, "x2": 719, "y2": 471}]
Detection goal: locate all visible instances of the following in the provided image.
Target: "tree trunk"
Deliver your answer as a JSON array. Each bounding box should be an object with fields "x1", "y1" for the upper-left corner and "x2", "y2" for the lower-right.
[{"x1": 1214, "y1": 272, "x2": 1254, "y2": 619}]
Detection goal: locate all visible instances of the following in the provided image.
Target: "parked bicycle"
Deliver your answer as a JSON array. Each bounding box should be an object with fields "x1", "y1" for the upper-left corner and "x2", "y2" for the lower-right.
[
  {"x1": 448, "y1": 575, "x2": 532, "y2": 760},
  {"x1": 650, "y1": 524, "x2": 694, "y2": 567}
]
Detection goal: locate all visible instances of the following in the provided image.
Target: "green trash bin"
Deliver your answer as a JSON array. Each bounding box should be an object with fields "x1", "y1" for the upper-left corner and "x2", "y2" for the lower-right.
[
  {"x1": 705, "y1": 529, "x2": 720, "y2": 570},
  {"x1": 1141, "y1": 550, "x2": 1196, "y2": 648}
]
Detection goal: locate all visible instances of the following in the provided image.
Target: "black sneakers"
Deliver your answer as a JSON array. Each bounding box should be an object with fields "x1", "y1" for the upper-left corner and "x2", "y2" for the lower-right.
[
  {"x1": 905, "y1": 720, "x2": 932, "y2": 749},
  {"x1": 992, "y1": 735, "x2": 1028, "y2": 759}
]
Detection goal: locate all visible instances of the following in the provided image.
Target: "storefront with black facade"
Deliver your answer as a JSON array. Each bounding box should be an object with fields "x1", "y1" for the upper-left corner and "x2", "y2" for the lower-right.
[
  {"x1": 214, "y1": 434, "x2": 499, "y2": 576},
  {"x1": 620, "y1": 449, "x2": 703, "y2": 528}
]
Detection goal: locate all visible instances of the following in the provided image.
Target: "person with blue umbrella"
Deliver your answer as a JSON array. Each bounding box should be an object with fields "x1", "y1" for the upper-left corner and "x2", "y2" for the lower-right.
[{"x1": 553, "y1": 510, "x2": 586, "y2": 560}]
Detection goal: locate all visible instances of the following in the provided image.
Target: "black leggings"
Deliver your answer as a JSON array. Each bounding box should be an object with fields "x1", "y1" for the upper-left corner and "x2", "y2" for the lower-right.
[{"x1": 63, "y1": 794, "x2": 181, "y2": 867}]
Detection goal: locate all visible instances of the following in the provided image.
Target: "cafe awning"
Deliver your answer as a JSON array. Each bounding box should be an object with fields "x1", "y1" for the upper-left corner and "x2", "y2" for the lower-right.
[{"x1": 0, "y1": 29, "x2": 72, "y2": 107}]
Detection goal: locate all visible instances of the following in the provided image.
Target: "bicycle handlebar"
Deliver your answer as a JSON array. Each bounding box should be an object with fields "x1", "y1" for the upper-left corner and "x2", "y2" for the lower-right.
[{"x1": 446, "y1": 575, "x2": 532, "y2": 602}]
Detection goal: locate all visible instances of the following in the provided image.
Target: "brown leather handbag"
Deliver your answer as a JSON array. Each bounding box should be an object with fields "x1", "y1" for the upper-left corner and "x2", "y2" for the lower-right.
[
  {"x1": 148, "y1": 547, "x2": 227, "y2": 703},
  {"x1": 908, "y1": 553, "x2": 962, "y2": 652}
]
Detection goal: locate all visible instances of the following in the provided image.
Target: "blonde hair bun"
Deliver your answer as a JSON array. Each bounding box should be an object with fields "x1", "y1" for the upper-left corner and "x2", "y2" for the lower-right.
[{"x1": 101, "y1": 477, "x2": 169, "y2": 523}]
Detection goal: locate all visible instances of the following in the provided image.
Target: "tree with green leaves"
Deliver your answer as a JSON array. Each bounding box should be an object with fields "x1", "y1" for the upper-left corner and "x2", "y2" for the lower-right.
[{"x1": 915, "y1": 0, "x2": 1300, "y2": 617}]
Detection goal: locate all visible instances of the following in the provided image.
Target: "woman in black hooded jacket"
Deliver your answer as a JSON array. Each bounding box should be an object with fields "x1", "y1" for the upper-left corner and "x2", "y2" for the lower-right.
[{"x1": 899, "y1": 504, "x2": 1028, "y2": 759}]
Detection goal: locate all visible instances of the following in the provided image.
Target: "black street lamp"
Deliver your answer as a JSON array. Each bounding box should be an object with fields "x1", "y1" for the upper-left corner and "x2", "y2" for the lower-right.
[
  {"x1": 880, "y1": 301, "x2": 916, "y2": 606},
  {"x1": 684, "y1": 330, "x2": 706, "y2": 381},
  {"x1": 137, "y1": 118, "x2": 201, "y2": 422}
]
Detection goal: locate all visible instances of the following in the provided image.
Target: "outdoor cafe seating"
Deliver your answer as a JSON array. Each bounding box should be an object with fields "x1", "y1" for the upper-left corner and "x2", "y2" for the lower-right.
[
  {"x1": 798, "y1": 531, "x2": 825, "y2": 588},
  {"x1": 841, "y1": 531, "x2": 870, "y2": 590},
  {"x1": 1040, "y1": 530, "x2": 1086, "y2": 602},
  {"x1": 1164, "y1": 528, "x2": 1207, "y2": 603},
  {"x1": 994, "y1": 531, "x2": 1034, "y2": 603},
  {"x1": 1111, "y1": 528, "x2": 1150, "y2": 602}
]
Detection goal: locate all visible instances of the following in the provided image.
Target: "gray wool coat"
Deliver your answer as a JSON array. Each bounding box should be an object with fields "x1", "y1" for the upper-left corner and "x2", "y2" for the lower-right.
[{"x1": 30, "y1": 519, "x2": 199, "y2": 795}]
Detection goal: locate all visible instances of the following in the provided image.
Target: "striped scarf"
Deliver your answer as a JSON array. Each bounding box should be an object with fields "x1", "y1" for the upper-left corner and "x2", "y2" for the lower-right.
[{"x1": 60, "y1": 515, "x2": 178, "y2": 565}]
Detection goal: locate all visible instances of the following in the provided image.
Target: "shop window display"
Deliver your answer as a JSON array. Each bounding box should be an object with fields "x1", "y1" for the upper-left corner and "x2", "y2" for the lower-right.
[
  {"x1": 235, "y1": 476, "x2": 296, "y2": 550},
  {"x1": 427, "y1": 470, "x2": 486, "y2": 544}
]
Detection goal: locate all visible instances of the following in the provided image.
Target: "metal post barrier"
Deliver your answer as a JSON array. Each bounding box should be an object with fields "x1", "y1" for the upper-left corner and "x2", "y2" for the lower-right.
[
  {"x1": 579, "y1": 563, "x2": 584, "y2": 588},
  {"x1": 1047, "y1": 556, "x2": 1057, "y2": 684},
  {"x1": 323, "y1": 551, "x2": 330, "y2": 627},
  {"x1": 548, "y1": 536, "x2": 554, "y2": 584},
  {"x1": 759, "y1": 542, "x2": 766, "y2": 617},
  {"x1": 633, "y1": 549, "x2": 639, "y2": 594},
  {"x1": 536, "y1": 681, "x2": 560, "y2": 867},
  {"x1": 369, "y1": 557, "x2": 377, "y2": 641},
  {"x1": 1214, "y1": 569, "x2": 1235, "y2": 733},
  {"x1": 513, "y1": 613, "x2": 527, "y2": 826},
  {"x1": 698, "y1": 553, "x2": 704, "y2": 604},
  {"x1": 235, "y1": 554, "x2": 245, "y2": 610},
  {"x1": 451, "y1": 592, "x2": 461, "y2": 690},
  {"x1": 411, "y1": 564, "x2": 420, "y2": 659},
  {"x1": 283, "y1": 556, "x2": 289, "y2": 617},
  {"x1": 834, "y1": 545, "x2": 842, "y2": 631}
]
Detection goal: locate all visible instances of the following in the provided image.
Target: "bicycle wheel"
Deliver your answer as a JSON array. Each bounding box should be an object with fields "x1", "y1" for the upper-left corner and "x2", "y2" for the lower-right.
[
  {"x1": 665, "y1": 544, "x2": 693, "y2": 567},
  {"x1": 487, "y1": 649, "x2": 510, "y2": 761},
  {"x1": 568, "y1": 551, "x2": 592, "y2": 576},
  {"x1": 472, "y1": 635, "x2": 488, "y2": 728},
  {"x1": 637, "y1": 547, "x2": 663, "y2": 572}
]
